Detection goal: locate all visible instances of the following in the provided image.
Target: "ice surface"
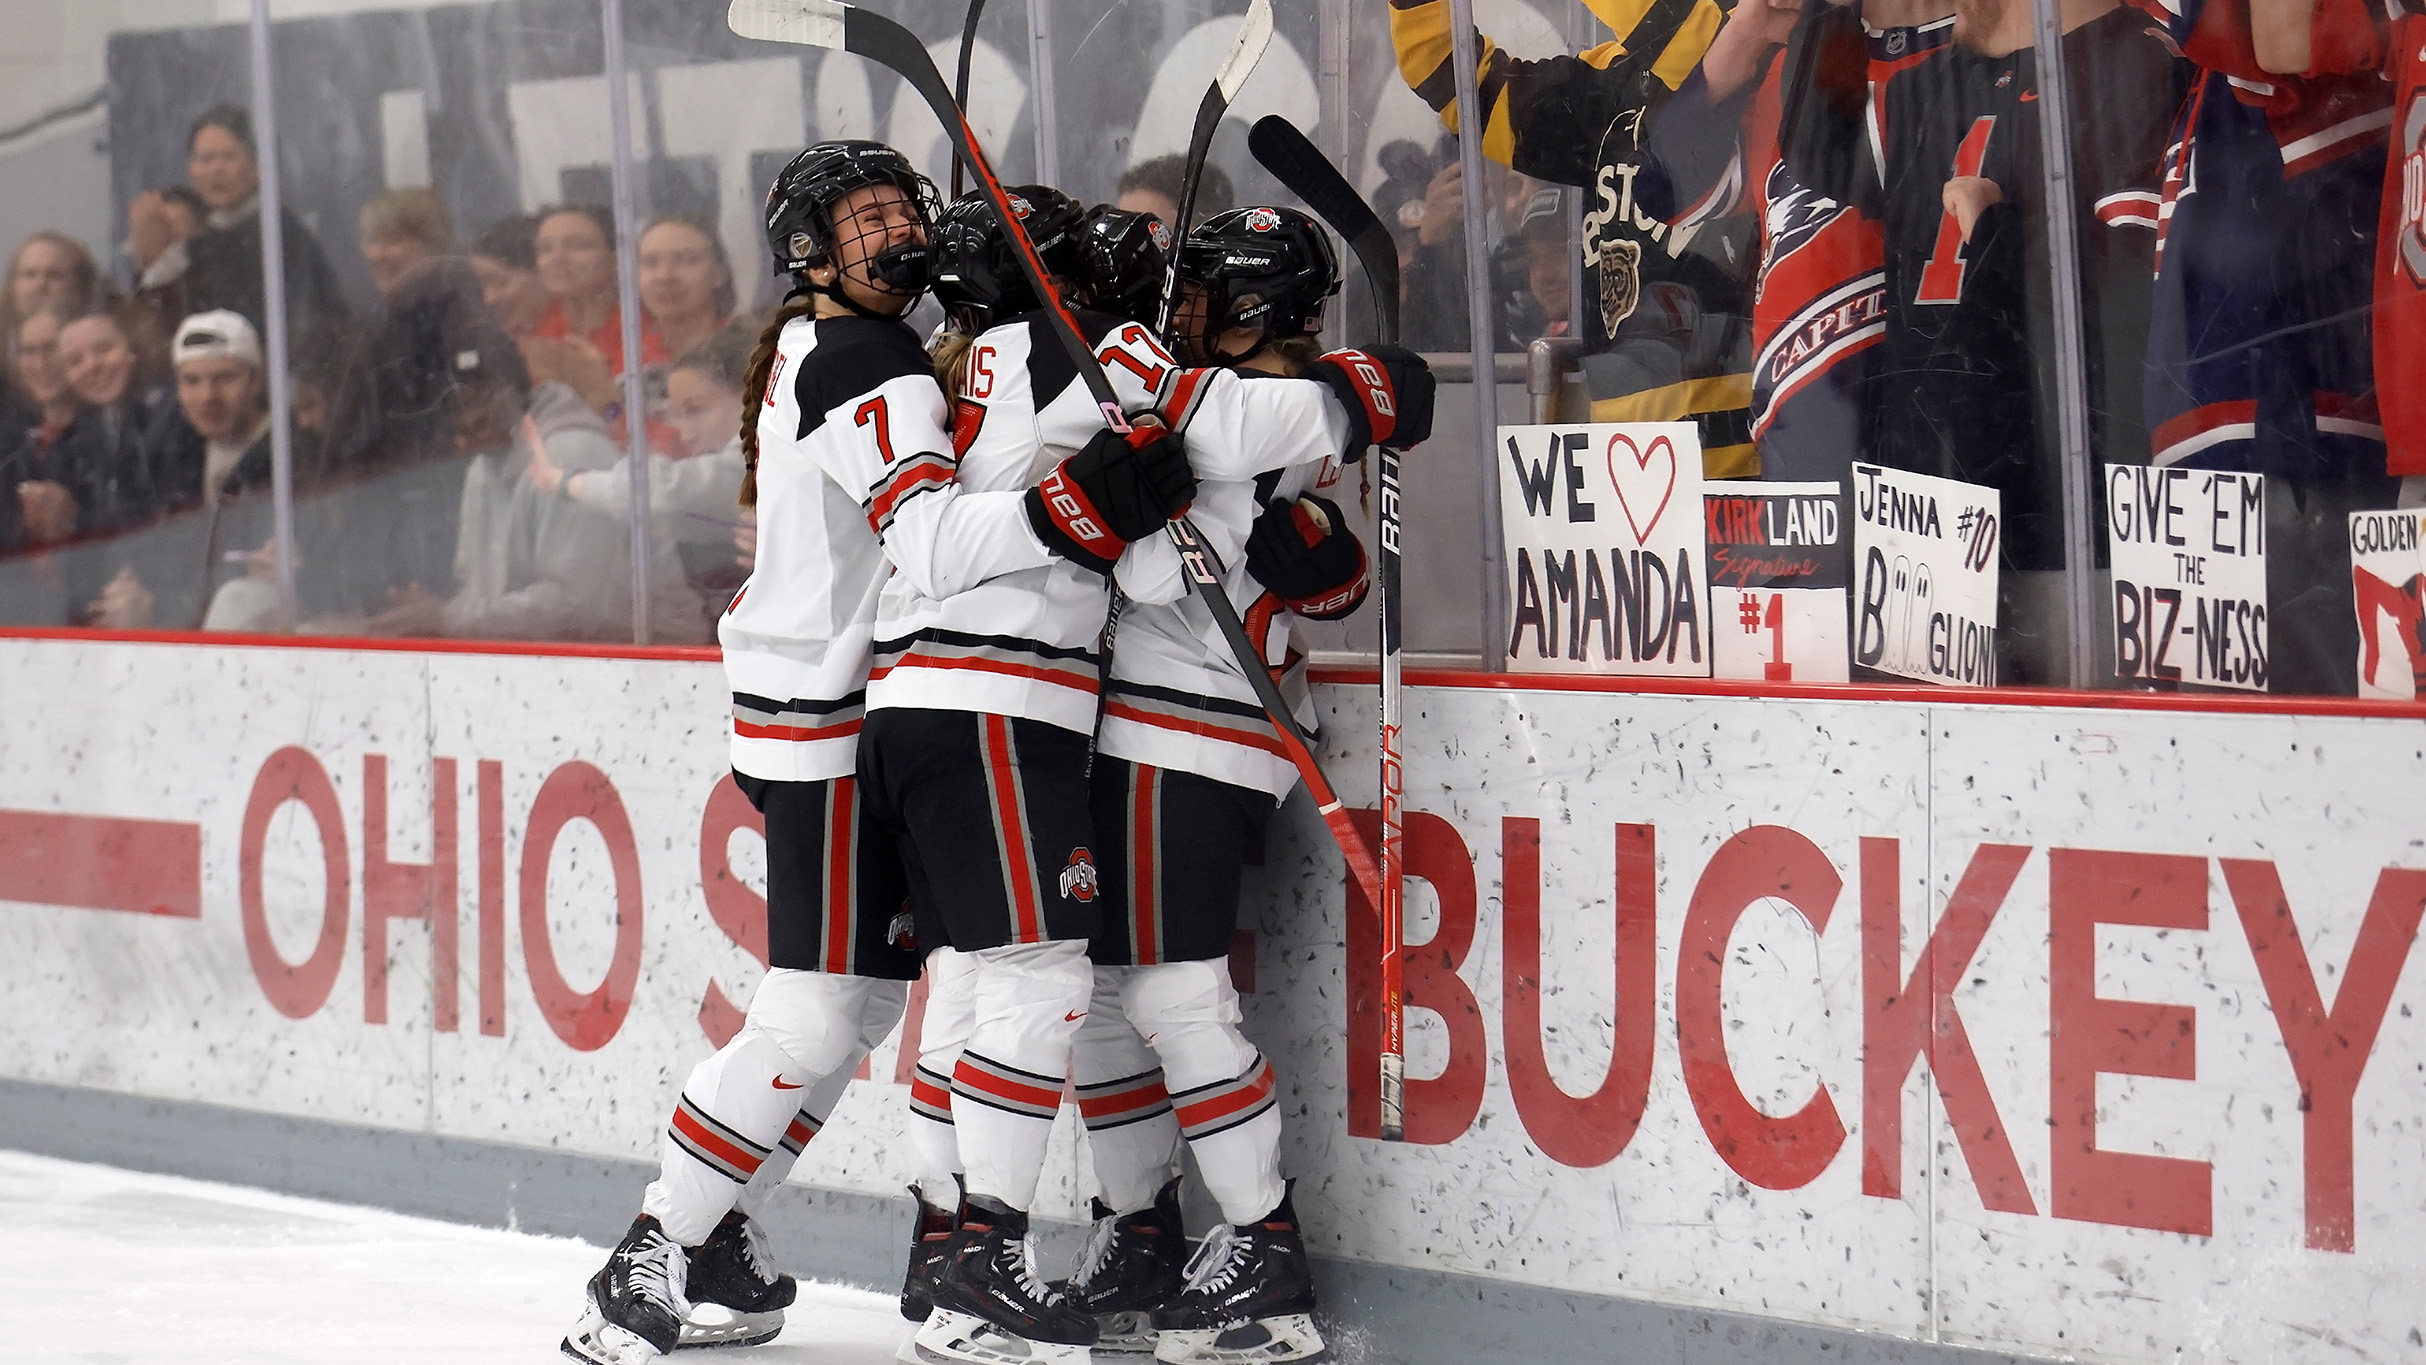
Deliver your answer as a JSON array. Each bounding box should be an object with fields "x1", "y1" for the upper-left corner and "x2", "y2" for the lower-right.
[{"x1": 0, "y1": 1150, "x2": 912, "y2": 1364}]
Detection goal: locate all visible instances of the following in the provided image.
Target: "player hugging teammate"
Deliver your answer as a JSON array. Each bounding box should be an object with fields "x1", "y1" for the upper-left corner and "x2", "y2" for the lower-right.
[{"x1": 562, "y1": 137, "x2": 1430, "y2": 1365}]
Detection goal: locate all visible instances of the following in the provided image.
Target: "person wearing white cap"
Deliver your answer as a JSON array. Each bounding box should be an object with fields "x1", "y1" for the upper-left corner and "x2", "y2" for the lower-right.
[{"x1": 169, "y1": 309, "x2": 270, "y2": 505}]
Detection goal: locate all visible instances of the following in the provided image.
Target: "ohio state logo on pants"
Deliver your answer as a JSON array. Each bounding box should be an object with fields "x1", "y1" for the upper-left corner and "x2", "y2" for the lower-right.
[{"x1": 1059, "y1": 848, "x2": 1099, "y2": 902}]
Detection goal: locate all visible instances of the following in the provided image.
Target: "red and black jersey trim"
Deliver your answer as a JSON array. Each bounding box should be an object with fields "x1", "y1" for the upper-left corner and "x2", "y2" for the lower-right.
[
  {"x1": 794, "y1": 315, "x2": 932, "y2": 439},
  {"x1": 1076, "y1": 1067, "x2": 1174, "y2": 1131},
  {"x1": 1171, "y1": 1053, "x2": 1278, "y2": 1141},
  {"x1": 732, "y1": 689, "x2": 866, "y2": 744},
  {"x1": 951, "y1": 1049, "x2": 1065, "y2": 1120},
  {"x1": 669, "y1": 1094, "x2": 774, "y2": 1185},
  {"x1": 1103, "y1": 680, "x2": 1288, "y2": 759},
  {"x1": 866, "y1": 451, "x2": 958, "y2": 538},
  {"x1": 1155, "y1": 366, "x2": 1219, "y2": 433},
  {"x1": 871, "y1": 628, "x2": 1103, "y2": 695}
]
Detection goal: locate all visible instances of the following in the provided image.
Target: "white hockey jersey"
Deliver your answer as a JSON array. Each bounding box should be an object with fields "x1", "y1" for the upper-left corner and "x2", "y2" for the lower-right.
[
  {"x1": 866, "y1": 312, "x2": 1345, "y2": 737},
  {"x1": 1105, "y1": 368, "x2": 1351, "y2": 799},
  {"x1": 720, "y1": 312, "x2": 1052, "y2": 782}
]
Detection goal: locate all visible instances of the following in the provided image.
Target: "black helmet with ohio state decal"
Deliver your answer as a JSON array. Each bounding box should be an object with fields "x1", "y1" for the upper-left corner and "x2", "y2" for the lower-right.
[
  {"x1": 1177, "y1": 205, "x2": 1340, "y2": 345},
  {"x1": 762, "y1": 140, "x2": 939, "y2": 288},
  {"x1": 929, "y1": 184, "x2": 1088, "y2": 333},
  {"x1": 1077, "y1": 205, "x2": 1170, "y2": 324}
]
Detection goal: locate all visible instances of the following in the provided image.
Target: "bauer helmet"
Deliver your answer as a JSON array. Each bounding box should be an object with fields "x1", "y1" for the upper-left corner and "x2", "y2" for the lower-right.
[
  {"x1": 762, "y1": 140, "x2": 939, "y2": 290},
  {"x1": 928, "y1": 185, "x2": 1088, "y2": 331},
  {"x1": 1177, "y1": 206, "x2": 1339, "y2": 345},
  {"x1": 1078, "y1": 205, "x2": 1171, "y2": 324}
]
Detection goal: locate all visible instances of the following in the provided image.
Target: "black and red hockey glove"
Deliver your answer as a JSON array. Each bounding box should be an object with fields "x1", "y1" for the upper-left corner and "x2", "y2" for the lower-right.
[
  {"x1": 1302, "y1": 344, "x2": 1436, "y2": 463},
  {"x1": 1024, "y1": 418, "x2": 1196, "y2": 574},
  {"x1": 1245, "y1": 494, "x2": 1369, "y2": 620}
]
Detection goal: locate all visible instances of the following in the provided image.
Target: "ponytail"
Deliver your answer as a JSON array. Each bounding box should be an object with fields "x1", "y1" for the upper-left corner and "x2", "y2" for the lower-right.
[
  {"x1": 737, "y1": 291, "x2": 819, "y2": 509},
  {"x1": 930, "y1": 328, "x2": 977, "y2": 399}
]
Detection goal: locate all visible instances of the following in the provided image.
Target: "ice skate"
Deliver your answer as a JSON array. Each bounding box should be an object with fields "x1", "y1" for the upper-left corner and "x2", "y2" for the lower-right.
[
  {"x1": 563, "y1": 1214, "x2": 693, "y2": 1365},
  {"x1": 901, "y1": 1185, "x2": 958, "y2": 1322},
  {"x1": 1149, "y1": 1187, "x2": 1324, "y2": 1365},
  {"x1": 678, "y1": 1210, "x2": 794, "y2": 1349},
  {"x1": 906, "y1": 1195, "x2": 1098, "y2": 1365},
  {"x1": 1064, "y1": 1180, "x2": 1187, "y2": 1355}
]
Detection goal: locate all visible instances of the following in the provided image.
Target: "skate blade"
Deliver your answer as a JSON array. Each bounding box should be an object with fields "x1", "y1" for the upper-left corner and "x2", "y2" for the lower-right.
[
  {"x1": 562, "y1": 1302, "x2": 670, "y2": 1365},
  {"x1": 1151, "y1": 1315, "x2": 1325, "y2": 1365},
  {"x1": 911, "y1": 1307, "x2": 1093, "y2": 1365},
  {"x1": 1090, "y1": 1310, "x2": 1158, "y2": 1356},
  {"x1": 676, "y1": 1303, "x2": 783, "y2": 1349}
]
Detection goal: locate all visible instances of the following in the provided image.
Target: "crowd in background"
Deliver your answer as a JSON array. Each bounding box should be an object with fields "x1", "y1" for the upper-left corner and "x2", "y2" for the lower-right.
[{"x1": 0, "y1": 104, "x2": 758, "y2": 643}]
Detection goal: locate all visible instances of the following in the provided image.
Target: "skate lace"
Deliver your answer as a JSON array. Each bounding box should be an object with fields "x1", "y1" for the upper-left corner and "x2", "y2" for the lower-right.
[
  {"x1": 1179, "y1": 1223, "x2": 1246, "y2": 1298},
  {"x1": 1011, "y1": 1231, "x2": 1065, "y2": 1305},
  {"x1": 628, "y1": 1229, "x2": 691, "y2": 1312},
  {"x1": 1072, "y1": 1214, "x2": 1121, "y2": 1290},
  {"x1": 739, "y1": 1217, "x2": 777, "y2": 1282}
]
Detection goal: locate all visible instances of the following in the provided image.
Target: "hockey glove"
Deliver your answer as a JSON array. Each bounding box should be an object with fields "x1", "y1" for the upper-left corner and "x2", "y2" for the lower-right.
[
  {"x1": 1303, "y1": 345, "x2": 1436, "y2": 463},
  {"x1": 1024, "y1": 418, "x2": 1197, "y2": 574},
  {"x1": 1245, "y1": 494, "x2": 1370, "y2": 621}
]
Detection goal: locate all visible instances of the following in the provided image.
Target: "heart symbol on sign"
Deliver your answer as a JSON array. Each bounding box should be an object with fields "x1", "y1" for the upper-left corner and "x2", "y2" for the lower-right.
[{"x1": 1606, "y1": 433, "x2": 1678, "y2": 547}]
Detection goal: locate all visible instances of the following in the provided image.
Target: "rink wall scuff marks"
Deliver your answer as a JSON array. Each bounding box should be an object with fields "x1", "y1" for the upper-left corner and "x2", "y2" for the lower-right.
[{"x1": 0, "y1": 636, "x2": 2422, "y2": 1364}]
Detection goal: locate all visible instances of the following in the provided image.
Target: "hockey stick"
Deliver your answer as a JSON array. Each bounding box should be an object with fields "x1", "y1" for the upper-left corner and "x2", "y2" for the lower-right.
[
  {"x1": 1248, "y1": 114, "x2": 1409, "y2": 1141},
  {"x1": 949, "y1": 0, "x2": 987, "y2": 197},
  {"x1": 726, "y1": 0, "x2": 1387, "y2": 917},
  {"x1": 1149, "y1": 0, "x2": 1274, "y2": 337}
]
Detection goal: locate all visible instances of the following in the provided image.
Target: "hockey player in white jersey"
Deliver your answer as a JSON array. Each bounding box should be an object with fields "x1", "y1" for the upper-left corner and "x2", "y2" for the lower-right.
[
  {"x1": 878, "y1": 188, "x2": 1388, "y2": 1365},
  {"x1": 1062, "y1": 206, "x2": 1434, "y2": 1365},
  {"x1": 562, "y1": 142, "x2": 1193, "y2": 1365}
]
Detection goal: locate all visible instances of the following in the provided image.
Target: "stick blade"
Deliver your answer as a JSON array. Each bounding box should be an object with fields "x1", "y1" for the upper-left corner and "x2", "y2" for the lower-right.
[
  {"x1": 727, "y1": 0, "x2": 847, "y2": 48},
  {"x1": 1214, "y1": 0, "x2": 1276, "y2": 100},
  {"x1": 1248, "y1": 114, "x2": 1400, "y2": 345}
]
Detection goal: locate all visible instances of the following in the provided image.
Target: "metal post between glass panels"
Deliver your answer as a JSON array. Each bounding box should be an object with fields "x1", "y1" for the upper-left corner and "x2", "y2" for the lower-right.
[
  {"x1": 2030, "y1": 0, "x2": 2099, "y2": 689},
  {"x1": 603, "y1": 0, "x2": 655, "y2": 646},
  {"x1": 248, "y1": 0, "x2": 299, "y2": 632},
  {"x1": 1027, "y1": 0, "x2": 1061, "y2": 186},
  {"x1": 1448, "y1": 0, "x2": 1504, "y2": 670}
]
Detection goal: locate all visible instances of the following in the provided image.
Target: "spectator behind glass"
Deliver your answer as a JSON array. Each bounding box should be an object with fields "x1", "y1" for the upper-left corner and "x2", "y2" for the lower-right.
[
  {"x1": 2, "y1": 233, "x2": 114, "y2": 369},
  {"x1": 469, "y1": 214, "x2": 550, "y2": 338},
  {"x1": 56, "y1": 308, "x2": 179, "y2": 534},
  {"x1": 636, "y1": 216, "x2": 736, "y2": 363},
  {"x1": 85, "y1": 311, "x2": 276, "y2": 630},
  {"x1": 133, "y1": 106, "x2": 350, "y2": 344},
  {"x1": 4, "y1": 309, "x2": 80, "y2": 549},
  {"x1": 1116, "y1": 153, "x2": 1232, "y2": 231},
  {"x1": 527, "y1": 322, "x2": 750, "y2": 641},
  {"x1": 125, "y1": 185, "x2": 204, "y2": 294},
  {"x1": 364, "y1": 309, "x2": 681, "y2": 642},
  {"x1": 526, "y1": 204, "x2": 667, "y2": 420},
  {"x1": 359, "y1": 188, "x2": 456, "y2": 299}
]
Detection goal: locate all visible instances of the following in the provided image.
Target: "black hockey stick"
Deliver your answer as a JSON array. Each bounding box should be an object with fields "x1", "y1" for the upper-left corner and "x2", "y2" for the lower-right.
[
  {"x1": 949, "y1": 0, "x2": 987, "y2": 197},
  {"x1": 1247, "y1": 113, "x2": 1411, "y2": 1140},
  {"x1": 725, "y1": 0, "x2": 1387, "y2": 914},
  {"x1": 1150, "y1": 0, "x2": 1274, "y2": 337}
]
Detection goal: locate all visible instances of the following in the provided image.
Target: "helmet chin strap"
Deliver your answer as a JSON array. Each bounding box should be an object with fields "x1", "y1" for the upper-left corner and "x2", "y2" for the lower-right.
[{"x1": 809, "y1": 242, "x2": 931, "y2": 319}]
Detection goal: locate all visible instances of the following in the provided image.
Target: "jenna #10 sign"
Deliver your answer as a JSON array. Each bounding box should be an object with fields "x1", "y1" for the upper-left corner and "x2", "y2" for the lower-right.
[{"x1": 1499, "y1": 423, "x2": 1709, "y2": 675}]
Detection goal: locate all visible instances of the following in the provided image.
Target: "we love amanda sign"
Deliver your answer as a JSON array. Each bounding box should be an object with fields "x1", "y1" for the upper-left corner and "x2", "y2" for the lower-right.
[{"x1": 1497, "y1": 422, "x2": 1711, "y2": 676}]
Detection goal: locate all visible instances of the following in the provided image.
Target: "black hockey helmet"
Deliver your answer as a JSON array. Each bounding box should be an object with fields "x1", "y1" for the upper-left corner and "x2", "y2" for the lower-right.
[
  {"x1": 1177, "y1": 206, "x2": 1339, "y2": 344},
  {"x1": 1078, "y1": 205, "x2": 1171, "y2": 324},
  {"x1": 928, "y1": 184, "x2": 1088, "y2": 332},
  {"x1": 763, "y1": 140, "x2": 939, "y2": 286}
]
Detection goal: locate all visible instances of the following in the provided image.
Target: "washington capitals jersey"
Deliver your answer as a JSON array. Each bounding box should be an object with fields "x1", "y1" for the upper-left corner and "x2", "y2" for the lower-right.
[
  {"x1": 721, "y1": 312, "x2": 1051, "y2": 782},
  {"x1": 2135, "y1": 0, "x2": 2391, "y2": 477},
  {"x1": 1784, "y1": 4, "x2": 2177, "y2": 568},
  {"x1": 1647, "y1": 12, "x2": 1956, "y2": 480}
]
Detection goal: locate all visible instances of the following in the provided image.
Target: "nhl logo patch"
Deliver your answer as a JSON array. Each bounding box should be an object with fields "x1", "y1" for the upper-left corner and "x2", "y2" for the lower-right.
[
  {"x1": 1058, "y1": 848, "x2": 1100, "y2": 902},
  {"x1": 1244, "y1": 207, "x2": 1283, "y2": 232},
  {"x1": 1886, "y1": 29, "x2": 1907, "y2": 54}
]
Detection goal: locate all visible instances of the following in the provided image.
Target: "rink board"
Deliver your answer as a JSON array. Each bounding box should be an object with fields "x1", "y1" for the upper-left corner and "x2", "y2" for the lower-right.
[{"x1": 0, "y1": 636, "x2": 2421, "y2": 1364}]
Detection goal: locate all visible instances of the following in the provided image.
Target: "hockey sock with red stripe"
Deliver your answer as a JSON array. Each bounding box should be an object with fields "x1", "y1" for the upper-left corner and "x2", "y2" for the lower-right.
[
  {"x1": 1073, "y1": 973, "x2": 1180, "y2": 1212},
  {"x1": 1122, "y1": 959, "x2": 1285, "y2": 1225},
  {"x1": 951, "y1": 939, "x2": 1091, "y2": 1210},
  {"x1": 643, "y1": 1031, "x2": 813, "y2": 1244}
]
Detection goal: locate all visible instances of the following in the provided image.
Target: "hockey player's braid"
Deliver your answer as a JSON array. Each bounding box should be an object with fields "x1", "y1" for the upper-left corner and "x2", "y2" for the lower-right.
[{"x1": 737, "y1": 290, "x2": 820, "y2": 509}]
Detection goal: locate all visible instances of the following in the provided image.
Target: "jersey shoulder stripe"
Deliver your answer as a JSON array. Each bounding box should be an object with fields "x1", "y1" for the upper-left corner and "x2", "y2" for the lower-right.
[
  {"x1": 1016, "y1": 308, "x2": 1125, "y2": 416},
  {"x1": 792, "y1": 316, "x2": 933, "y2": 441}
]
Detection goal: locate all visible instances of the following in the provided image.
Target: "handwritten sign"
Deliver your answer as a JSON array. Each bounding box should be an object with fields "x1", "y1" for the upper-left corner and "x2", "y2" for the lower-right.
[
  {"x1": 2108, "y1": 467, "x2": 2268, "y2": 690},
  {"x1": 1704, "y1": 481, "x2": 1849, "y2": 683},
  {"x1": 1851, "y1": 463, "x2": 2000, "y2": 685},
  {"x1": 2349, "y1": 508, "x2": 2426, "y2": 700},
  {"x1": 1498, "y1": 422, "x2": 1709, "y2": 676}
]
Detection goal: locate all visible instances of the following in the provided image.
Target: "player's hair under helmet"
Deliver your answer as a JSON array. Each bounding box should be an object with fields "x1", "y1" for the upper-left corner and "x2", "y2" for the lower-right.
[
  {"x1": 1078, "y1": 206, "x2": 1170, "y2": 324},
  {"x1": 928, "y1": 184, "x2": 1087, "y2": 334},
  {"x1": 762, "y1": 140, "x2": 939, "y2": 306},
  {"x1": 1176, "y1": 206, "x2": 1339, "y2": 358}
]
